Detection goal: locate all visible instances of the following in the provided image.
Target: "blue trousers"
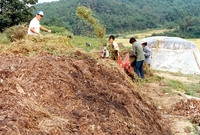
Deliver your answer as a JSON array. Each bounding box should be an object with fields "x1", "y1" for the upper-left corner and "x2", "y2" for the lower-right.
[{"x1": 134, "y1": 60, "x2": 144, "y2": 78}]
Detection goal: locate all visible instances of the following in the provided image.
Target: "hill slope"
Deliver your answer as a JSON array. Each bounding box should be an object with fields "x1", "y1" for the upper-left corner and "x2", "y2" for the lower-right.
[{"x1": 35, "y1": 0, "x2": 200, "y2": 37}]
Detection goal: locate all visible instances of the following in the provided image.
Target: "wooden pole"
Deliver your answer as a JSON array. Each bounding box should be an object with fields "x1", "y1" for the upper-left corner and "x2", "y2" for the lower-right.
[{"x1": 193, "y1": 51, "x2": 200, "y2": 70}]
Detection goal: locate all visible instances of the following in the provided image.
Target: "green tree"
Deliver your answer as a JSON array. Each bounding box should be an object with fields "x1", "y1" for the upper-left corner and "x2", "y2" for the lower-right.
[
  {"x1": 76, "y1": 6, "x2": 106, "y2": 39},
  {"x1": 0, "y1": 0, "x2": 37, "y2": 32}
]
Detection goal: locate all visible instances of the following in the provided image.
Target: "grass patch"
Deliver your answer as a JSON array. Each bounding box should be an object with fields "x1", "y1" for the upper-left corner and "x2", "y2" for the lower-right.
[
  {"x1": 0, "y1": 35, "x2": 74, "y2": 56},
  {"x1": 72, "y1": 36, "x2": 106, "y2": 52},
  {"x1": 117, "y1": 29, "x2": 168, "y2": 39},
  {"x1": 155, "y1": 70, "x2": 200, "y2": 80},
  {"x1": 184, "y1": 74, "x2": 200, "y2": 81},
  {"x1": 159, "y1": 79, "x2": 186, "y2": 93},
  {"x1": 0, "y1": 33, "x2": 10, "y2": 44},
  {"x1": 185, "y1": 83, "x2": 200, "y2": 98},
  {"x1": 160, "y1": 78, "x2": 200, "y2": 97},
  {"x1": 166, "y1": 80, "x2": 186, "y2": 90},
  {"x1": 151, "y1": 70, "x2": 200, "y2": 97}
]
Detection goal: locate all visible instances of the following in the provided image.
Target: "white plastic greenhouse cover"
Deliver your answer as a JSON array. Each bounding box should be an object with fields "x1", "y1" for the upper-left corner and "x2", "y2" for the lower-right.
[{"x1": 139, "y1": 36, "x2": 200, "y2": 74}]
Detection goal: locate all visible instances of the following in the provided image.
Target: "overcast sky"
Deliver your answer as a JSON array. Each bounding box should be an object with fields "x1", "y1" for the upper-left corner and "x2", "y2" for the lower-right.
[{"x1": 38, "y1": 0, "x2": 59, "y2": 3}]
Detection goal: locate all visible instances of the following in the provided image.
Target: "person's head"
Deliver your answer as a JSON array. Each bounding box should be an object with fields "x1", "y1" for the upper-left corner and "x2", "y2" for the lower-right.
[
  {"x1": 141, "y1": 40, "x2": 147, "y2": 47},
  {"x1": 109, "y1": 35, "x2": 115, "y2": 43},
  {"x1": 129, "y1": 37, "x2": 136, "y2": 44},
  {"x1": 141, "y1": 42, "x2": 147, "y2": 47},
  {"x1": 36, "y1": 11, "x2": 44, "y2": 21}
]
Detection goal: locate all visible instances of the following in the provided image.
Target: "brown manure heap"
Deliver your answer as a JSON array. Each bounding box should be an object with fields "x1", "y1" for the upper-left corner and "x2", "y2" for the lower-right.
[{"x1": 0, "y1": 50, "x2": 171, "y2": 134}]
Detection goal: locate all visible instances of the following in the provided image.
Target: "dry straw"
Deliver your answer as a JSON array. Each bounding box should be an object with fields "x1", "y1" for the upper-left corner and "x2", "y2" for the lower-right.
[{"x1": 0, "y1": 34, "x2": 74, "y2": 55}]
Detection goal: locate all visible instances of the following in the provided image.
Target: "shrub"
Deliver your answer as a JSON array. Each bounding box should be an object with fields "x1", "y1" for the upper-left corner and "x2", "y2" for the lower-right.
[
  {"x1": 0, "y1": 33, "x2": 10, "y2": 44},
  {"x1": 4, "y1": 24, "x2": 27, "y2": 42}
]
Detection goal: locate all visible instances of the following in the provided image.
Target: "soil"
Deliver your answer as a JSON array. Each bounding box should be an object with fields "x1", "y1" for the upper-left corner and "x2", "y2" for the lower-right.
[
  {"x1": 0, "y1": 51, "x2": 199, "y2": 135},
  {"x1": 140, "y1": 82, "x2": 200, "y2": 135}
]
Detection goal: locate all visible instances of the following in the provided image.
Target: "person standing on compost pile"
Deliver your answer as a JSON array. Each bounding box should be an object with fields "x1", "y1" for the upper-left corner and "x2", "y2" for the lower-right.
[
  {"x1": 28, "y1": 11, "x2": 51, "y2": 36},
  {"x1": 129, "y1": 37, "x2": 145, "y2": 79},
  {"x1": 141, "y1": 40, "x2": 151, "y2": 66},
  {"x1": 107, "y1": 35, "x2": 119, "y2": 60}
]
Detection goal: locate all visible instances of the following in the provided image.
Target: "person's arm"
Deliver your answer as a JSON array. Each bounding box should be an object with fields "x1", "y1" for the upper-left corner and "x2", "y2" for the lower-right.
[
  {"x1": 144, "y1": 47, "x2": 151, "y2": 57},
  {"x1": 133, "y1": 44, "x2": 137, "y2": 55},
  {"x1": 113, "y1": 41, "x2": 119, "y2": 51},
  {"x1": 40, "y1": 26, "x2": 51, "y2": 33},
  {"x1": 130, "y1": 44, "x2": 137, "y2": 58},
  {"x1": 30, "y1": 27, "x2": 41, "y2": 36}
]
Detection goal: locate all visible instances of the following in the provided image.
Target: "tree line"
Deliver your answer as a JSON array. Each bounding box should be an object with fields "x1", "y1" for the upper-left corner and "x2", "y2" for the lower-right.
[
  {"x1": 0, "y1": 0, "x2": 37, "y2": 32},
  {"x1": 1, "y1": 0, "x2": 200, "y2": 38}
]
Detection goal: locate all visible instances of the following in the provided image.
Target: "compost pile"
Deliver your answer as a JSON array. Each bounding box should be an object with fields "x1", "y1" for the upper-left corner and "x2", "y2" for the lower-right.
[{"x1": 0, "y1": 51, "x2": 171, "y2": 134}]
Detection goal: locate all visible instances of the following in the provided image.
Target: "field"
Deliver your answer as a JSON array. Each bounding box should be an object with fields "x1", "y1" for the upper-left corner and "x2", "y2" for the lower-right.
[
  {"x1": 116, "y1": 29, "x2": 200, "y2": 50},
  {"x1": 188, "y1": 38, "x2": 200, "y2": 50}
]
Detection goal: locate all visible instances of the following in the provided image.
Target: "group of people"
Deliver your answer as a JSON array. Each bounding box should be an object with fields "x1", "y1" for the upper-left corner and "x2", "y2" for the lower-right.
[
  {"x1": 102, "y1": 35, "x2": 151, "y2": 79},
  {"x1": 129, "y1": 38, "x2": 151, "y2": 79},
  {"x1": 29, "y1": 10, "x2": 151, "y2": 79}
]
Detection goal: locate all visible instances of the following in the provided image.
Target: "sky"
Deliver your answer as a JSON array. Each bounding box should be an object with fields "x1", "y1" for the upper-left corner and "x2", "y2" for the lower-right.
[{"x1": 38, "y1": 0, "x2": 59, "y2": 3}]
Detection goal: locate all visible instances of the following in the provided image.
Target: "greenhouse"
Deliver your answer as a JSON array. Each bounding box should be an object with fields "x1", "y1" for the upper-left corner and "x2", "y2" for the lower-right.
[{"x1": 139, "y1": 36, "x2": 200, "y2": 74}]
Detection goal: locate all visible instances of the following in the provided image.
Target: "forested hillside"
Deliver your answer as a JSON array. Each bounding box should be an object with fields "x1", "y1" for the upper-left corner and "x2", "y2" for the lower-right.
[{"x1": 35, "y1": 0, "x2": 200, "y2": 38}]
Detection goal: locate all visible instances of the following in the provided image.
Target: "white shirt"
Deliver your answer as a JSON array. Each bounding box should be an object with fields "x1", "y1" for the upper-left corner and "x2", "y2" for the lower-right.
[
  {"x1": 28, "y1": 17, "x2": 40, "y2": 35},
  {"x1": 113, "y1": 41, "x2": 119, "y2": 51}
]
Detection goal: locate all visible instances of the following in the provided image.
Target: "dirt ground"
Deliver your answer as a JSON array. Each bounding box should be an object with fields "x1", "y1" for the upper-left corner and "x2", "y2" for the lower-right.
[
  {"x1": 0, "y1": 51, "x2": 199, "y2": 135},
  {"x1": 141, "y1": 73, "x2": 200, "y2": 135}
]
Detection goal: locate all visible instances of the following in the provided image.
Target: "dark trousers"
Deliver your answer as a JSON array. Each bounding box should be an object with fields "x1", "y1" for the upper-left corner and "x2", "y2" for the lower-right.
[
  {"x1": 111, "y1": 50, "x2": 118, "y2": 60},
  {"x1": 134, "y1": 60, "x2": 144, "y2": 78}
]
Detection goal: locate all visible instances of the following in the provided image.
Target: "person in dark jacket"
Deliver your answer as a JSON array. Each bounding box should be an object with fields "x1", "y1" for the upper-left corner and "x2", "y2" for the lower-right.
[{"x1": 129, "y1": 37, "x2": 145, "y2": 79}]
